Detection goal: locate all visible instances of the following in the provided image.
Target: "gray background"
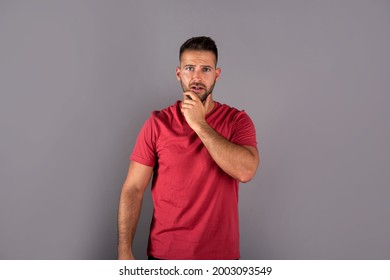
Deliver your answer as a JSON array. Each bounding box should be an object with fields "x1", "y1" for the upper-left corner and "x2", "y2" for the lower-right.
[{"x1": 1, "y1": 0, "x2": 389, "y2": 259}]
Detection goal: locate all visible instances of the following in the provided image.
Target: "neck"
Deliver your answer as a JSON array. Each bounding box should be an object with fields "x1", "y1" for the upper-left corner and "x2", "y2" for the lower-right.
[{"x1": 204, "y1": 94, "x2": 215, "y2": 115}]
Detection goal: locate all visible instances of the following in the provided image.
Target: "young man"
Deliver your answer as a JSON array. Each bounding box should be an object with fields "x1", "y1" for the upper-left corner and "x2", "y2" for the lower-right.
[{"x1": 118, "y1": 36, "x2": 259, "y2": 260}]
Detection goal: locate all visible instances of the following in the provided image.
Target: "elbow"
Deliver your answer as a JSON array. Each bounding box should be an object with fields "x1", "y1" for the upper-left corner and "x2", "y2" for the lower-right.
[
  {"x1": 238, "y1": 176, "x2": 252, "y2": 183},
  {"x1": 238, "y1": 174, "x2": 254, "y2": 183},
  {"x1": 237, "y1": 167, "x2": 257, "y2": 183}
]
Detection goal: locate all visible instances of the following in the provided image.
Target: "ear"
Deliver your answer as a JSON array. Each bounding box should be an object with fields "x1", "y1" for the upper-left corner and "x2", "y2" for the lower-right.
[
  {"x1": 215, "y1": 67, "x2": 221, "y2": 81},
  {"x1": 176, "y1": 66, "x2": 181, "y2": 81}
]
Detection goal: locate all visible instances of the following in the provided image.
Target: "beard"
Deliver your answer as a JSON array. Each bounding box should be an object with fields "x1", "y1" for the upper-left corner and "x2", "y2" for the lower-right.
[{"x1": 180, "y1": 79, "x2": 216, "y2": 102}]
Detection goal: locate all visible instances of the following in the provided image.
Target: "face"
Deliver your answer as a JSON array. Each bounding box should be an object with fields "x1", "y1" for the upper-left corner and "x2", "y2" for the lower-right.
[{"x1": 176, "y1": 50, "x2": 221, "y2": 101}]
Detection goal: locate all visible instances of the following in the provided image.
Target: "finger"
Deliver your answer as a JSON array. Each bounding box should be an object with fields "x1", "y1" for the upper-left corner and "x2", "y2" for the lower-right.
[
  {"x1": 181, "y1": 101, "x2": 194, "y2": 109},
  {"x1": 183, "y1": 91, "x2": 193, "y2": 100},
  {"x1": 183, "y1": 91, "x2": 199, "y2": 101},
  {"x1": 182, "y1": 98, "x2": 195, "y2": 106}
]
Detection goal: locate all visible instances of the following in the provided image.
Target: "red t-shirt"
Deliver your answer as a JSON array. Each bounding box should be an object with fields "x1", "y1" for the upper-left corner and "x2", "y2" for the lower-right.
[{"x1": 130, "y1": 101, "x2": 257, "y2": 259}]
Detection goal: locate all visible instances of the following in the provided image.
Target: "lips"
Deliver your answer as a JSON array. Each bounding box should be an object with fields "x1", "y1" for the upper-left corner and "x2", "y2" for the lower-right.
[{"x1": 190, "y1": 83, "x2": 205, "y2": 92}]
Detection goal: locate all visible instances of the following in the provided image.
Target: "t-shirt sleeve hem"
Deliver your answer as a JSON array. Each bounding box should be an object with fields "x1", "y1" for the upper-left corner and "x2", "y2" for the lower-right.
[
  {"x1": 238, "y1": 141, "x2": 258, "y2": 148},
  {"x1": 130, "y1": 154, "x2": 155, "y2": 167}
]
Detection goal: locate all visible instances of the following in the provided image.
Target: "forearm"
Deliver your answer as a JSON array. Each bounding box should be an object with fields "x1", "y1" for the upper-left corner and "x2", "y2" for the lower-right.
[
  {"x1": 117, "y1": 187, "x2": 143, "y2": 259},
  {"x1": 194, "y1": 122, "x2": 258, "y2": 182}
]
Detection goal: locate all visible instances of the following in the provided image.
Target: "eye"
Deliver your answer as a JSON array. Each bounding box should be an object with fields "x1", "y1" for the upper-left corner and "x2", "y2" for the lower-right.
[
  {"x1": 203, "y1": 67, "x2": 212, "y2": 72},
  {"x1": 185, "y1": 66, "x2": 194, "y2": 71}
]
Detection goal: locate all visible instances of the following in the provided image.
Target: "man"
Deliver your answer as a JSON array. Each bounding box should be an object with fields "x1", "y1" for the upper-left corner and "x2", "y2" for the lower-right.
[{"x1": 118, "y1": 36, "x2": 259, "y2": 260}]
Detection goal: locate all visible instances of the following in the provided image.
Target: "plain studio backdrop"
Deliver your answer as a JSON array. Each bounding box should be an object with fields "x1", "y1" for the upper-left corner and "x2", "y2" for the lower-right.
[{"x1": 0, "y1": 0, "x2": 389, "y2": 259}]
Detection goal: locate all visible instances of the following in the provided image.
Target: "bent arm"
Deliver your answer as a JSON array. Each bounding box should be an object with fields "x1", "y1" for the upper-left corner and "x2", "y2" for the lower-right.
[
  {"x1": 117, "y1": 161, "x2": 153, "y2": 259},
  {"x1": 181, "y1": 92, "x2": 259, "y2": 182},
  {"x1": 194, "y1": 122, "x2": 259, "y2": 182}
]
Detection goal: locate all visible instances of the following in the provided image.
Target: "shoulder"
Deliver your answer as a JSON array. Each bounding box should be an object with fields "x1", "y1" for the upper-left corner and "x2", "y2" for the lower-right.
[
  {"x1": 147, "y1": 100, "x2": 181, "y2": 125},
  {"x1": 220, "y1": 102, "x2": 239, "y2": 112},
  {"x1": 214, "y1": 102, "x2": 253, "y2": 122}
]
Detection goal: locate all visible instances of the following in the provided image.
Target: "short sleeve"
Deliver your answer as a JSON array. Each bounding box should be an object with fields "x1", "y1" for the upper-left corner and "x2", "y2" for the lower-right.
[
  {"x1": 130, "y1": 114, "x2": 157, "y2": 167},
  {"x1": 230, "y1": 111, "x2": 257, "y2": 147}
]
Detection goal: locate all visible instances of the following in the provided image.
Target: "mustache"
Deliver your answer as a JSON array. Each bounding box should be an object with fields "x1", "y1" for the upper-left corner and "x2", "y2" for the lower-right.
[{"x1": 190, "y1": 82, "x2": 206, "y2": 88}]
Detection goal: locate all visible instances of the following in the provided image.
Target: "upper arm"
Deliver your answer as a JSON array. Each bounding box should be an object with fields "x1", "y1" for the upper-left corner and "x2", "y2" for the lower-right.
[
  {"x1": 231, "y1": 112, "x2": 257, "y2": 148},
  {"x1": 122, "y1": 161, "x2": 154, "y2": 194}
]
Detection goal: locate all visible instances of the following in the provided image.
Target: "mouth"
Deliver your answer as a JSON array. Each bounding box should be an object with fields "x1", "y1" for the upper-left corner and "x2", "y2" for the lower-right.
[{"x1": 190, "y1": 84, "x2": 205, "y2": 93}]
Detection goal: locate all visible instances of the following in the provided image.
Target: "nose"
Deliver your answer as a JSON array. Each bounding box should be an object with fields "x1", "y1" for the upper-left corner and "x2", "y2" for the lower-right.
[{"x1": 192, "y1": 68, "x2": 203, "y2": 82}]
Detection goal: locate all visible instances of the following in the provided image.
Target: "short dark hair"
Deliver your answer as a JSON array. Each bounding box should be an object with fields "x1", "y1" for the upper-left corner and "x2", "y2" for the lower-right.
[{"x1": 179, "y1": 36, "x2": 218, "y2": 65}]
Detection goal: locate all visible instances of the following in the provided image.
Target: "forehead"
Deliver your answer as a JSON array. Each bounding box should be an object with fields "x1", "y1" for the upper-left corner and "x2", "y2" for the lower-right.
[{"x1": 180, "y1": 50, "x2": 216, "y2": 66}]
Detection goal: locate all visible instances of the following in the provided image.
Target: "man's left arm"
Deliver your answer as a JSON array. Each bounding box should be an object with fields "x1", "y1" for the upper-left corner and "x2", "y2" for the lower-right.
[{"x1": 181, "y1": 92, "x2": 259, "y2": 183}]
